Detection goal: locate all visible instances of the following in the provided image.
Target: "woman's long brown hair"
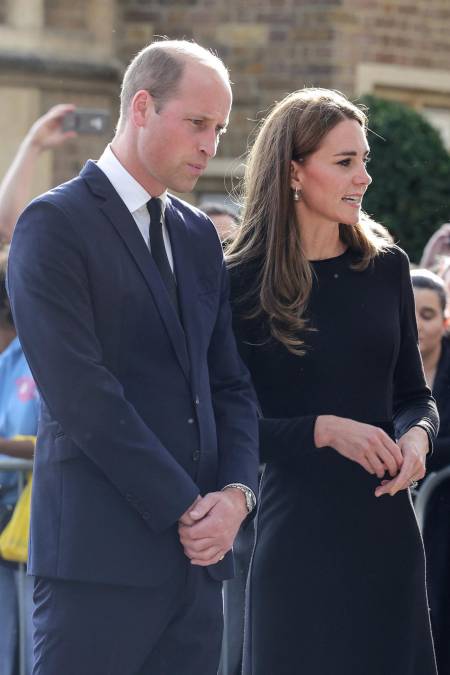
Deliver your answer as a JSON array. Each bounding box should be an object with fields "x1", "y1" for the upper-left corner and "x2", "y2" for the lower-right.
[{"x1": 226, "y1": 88, "x2": 391, "y2": 354}]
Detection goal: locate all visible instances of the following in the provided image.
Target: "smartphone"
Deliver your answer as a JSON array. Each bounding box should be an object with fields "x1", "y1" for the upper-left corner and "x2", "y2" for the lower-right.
[{"x1": 62, "y1": 108, "x2": 110, "y2": 135}]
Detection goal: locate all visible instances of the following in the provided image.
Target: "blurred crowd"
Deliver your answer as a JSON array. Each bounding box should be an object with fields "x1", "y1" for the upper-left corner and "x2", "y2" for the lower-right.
[{"x1": 1, "y1": 105, "x2": 450, "y2": 675}]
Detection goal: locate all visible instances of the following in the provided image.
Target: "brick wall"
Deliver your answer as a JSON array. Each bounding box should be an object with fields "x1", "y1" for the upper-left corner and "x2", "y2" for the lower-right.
[
  {"x1": 117, "y1": 0, "x2": 450, "y2": 194},
  {"x1": 118, "y1": 0, "x2": 341, "y2": 193},
  {"x1": 2, "y1": 0, "x2": 450, "y2": 196},
  {"x1": 333, "y1": 0, "x2": 450, "y2": 94},
  {"x1": 44, "y1": 0, "x2": 88, "y2": 31}
]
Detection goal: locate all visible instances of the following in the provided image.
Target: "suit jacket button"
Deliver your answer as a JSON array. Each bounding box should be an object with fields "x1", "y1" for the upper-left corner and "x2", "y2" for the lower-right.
[
  {"x1": 192, "y1": 450, "x2": 201, "y2": 462},
  {"x1": 142, "y1": 511, "x2": 150, "y2": 520},
  {"x1": 194, "y1": 396, "x2": 200, "y2": 405},
  {"x1": 187, "y1": 418, "x2": 195, "y2": 424}
]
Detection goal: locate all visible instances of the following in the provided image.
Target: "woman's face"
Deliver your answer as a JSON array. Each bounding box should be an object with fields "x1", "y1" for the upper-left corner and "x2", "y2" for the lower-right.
[
  {"x1": 292, "y1": 118, "x2": 372, "y2": 229},
  {"x1": 413, "y1": 288, "x2": 447, "y2": 359}
]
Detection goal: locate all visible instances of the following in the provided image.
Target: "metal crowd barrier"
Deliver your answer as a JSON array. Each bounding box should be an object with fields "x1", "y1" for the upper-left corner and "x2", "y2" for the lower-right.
[
  {"x1": 0, "y1": 458, "x2": 33, "y2": 675},
  {"x1": 414, "y1": 466, "x2": 450, "y2": 531}
]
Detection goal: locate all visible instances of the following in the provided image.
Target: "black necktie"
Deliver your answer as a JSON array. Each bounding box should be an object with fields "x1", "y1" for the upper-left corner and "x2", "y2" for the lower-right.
[{"x1": 147, "y1": 198, "x2": 180, "y2": 315}]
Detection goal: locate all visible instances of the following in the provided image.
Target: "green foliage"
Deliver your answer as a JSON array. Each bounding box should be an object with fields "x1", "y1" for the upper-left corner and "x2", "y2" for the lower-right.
[{"x1": 360, "y1": 95, "x2": 450, "y2": 262}]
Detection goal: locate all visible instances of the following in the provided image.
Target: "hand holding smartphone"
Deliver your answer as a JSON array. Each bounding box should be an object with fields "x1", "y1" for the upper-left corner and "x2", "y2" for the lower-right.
[{"x1": 62, "y1": 108, "x2": 110, "y2": 135}]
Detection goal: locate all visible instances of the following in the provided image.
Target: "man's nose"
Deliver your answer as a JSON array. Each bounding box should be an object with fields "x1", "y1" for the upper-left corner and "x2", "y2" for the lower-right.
[{"x1": 199, "y1": 130, "x2": 218, "y2": 159}]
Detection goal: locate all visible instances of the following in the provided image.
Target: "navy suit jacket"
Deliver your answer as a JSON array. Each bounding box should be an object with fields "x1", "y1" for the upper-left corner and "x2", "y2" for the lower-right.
[{"x1": 7, "y1": 161, "x2": 259, "y2": 588}]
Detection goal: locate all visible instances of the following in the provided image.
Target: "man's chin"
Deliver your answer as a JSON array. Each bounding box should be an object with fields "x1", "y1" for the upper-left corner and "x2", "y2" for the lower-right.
[{"x1": 169, "y1": 177, "x2": 200, "y2": 195}]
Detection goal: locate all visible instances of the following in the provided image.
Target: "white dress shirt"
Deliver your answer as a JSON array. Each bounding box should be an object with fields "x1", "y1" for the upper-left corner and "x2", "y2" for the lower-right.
[{"x1": 96, "y1": 145, "x2": 174, "y2": 272}]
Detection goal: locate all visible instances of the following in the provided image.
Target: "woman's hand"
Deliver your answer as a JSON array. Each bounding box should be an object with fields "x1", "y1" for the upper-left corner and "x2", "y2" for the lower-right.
[
  {"x1": 374, "y1": 426, "x2": 429, "y2": 497},
  {"x1": 314, "y1": 415, "x2": 403, "y2": 478}
]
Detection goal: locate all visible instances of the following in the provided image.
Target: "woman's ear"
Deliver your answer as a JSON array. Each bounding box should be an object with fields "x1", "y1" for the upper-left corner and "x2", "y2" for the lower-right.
[{"x1": 290, "y1": 159, "x2": 302, "y2": 191}]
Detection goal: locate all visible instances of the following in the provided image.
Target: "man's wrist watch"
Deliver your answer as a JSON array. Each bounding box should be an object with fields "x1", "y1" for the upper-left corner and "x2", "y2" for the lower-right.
[{"x1": 222, "y1": 483, "x2": 256, "y2": 514}]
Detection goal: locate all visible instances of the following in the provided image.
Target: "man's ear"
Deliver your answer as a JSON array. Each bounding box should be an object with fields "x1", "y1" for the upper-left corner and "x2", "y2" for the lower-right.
[
  {"x1": 131, "y1": 90, "x2": 153, "y2": 128},
  {"x1": 290, "y1": 159, "x2": 303, "y2": 191}
]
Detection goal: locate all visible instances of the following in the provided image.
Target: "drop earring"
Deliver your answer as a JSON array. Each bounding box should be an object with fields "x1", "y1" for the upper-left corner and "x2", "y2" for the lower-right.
[{"x1": 293, "y1": 187, "x2": 301, "y2": 202}]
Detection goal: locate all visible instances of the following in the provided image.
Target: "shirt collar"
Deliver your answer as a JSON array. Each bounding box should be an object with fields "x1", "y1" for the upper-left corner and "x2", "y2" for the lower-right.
[{"x1": 97, "y1": 145, "x2": 167, "y2": 214}]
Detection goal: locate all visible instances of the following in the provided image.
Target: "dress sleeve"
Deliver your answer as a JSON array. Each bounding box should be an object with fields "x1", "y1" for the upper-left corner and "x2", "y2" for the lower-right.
[
  {"x1": 229, "y1": 265, "x2": 317, "y2": 464},
  {"x1": 392, "y1": 249, "x2": 439, "y2": 446}
]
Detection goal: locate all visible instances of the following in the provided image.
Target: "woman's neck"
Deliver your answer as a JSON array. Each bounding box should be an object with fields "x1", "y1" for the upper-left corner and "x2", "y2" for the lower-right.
[
  {"x1": 299, "y1": 220, "x2": 346, "y2": 261},
  {"x1": 422, "y1": 343, "x2": 442, "y2": 388}
]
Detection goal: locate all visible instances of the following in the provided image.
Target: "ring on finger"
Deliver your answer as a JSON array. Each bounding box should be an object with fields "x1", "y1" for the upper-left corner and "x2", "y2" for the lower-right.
[{"x1": 409, "y1": 478, "x2": 419, "y2": 489}]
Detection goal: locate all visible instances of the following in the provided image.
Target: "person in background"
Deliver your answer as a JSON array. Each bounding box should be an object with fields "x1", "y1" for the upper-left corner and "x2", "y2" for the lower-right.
[
  {"x1": 0, "y1": 104, "x2": 76, "y2": 244},
  {"x1": 420, "y1": 223, "x2": 450, "y2": 272},
  {"x1": 199, "y1": 201, "x2": 238, "y2": 244},
  {"x1": 412, "y1": 269, "x2": 450, "y2": 675},
  {"x1": 0, "y1": 245, "x2": 39, "y2": 675},
  {"x1": 436, "y1": 255, "x2": 450, "y2": 298},
  {"x1": 227, "y1": 88, "x2": 438, "y2": 675}
]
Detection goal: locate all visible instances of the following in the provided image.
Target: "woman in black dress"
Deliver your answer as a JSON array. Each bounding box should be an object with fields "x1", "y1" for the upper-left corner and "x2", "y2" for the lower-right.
[
  {"x1": 412, "y1": 269, "x2": 450, "y2": 674},
  {"x1": 227, "y1": 89, "x2": 438, "y2": 674}
]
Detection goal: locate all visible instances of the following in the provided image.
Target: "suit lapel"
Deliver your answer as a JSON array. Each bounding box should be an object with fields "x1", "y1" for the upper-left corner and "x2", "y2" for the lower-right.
[{"x1": 81, "y1": 162, "x2": 190, "y2": 381}]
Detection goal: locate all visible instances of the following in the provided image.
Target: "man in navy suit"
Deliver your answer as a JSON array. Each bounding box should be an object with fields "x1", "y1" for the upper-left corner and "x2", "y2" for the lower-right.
[{"x1": 7, "y1": 40, "x2": 259, "y2": 675}]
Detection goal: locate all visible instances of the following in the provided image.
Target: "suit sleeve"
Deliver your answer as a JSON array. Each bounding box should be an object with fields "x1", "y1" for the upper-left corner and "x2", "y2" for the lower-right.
[
  {"x1": 8, "y1": 199, "x2": 199, "y2": 533},
  {"x1": 392, "y1": 248, "x2": 439, "y2": 446},
  {"x1": 206, "y1": 260, "x2": 259, "y2": 497}
]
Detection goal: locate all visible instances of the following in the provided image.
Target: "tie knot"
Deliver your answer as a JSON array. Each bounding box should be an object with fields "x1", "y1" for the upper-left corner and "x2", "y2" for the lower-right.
[{"x1": 147, "y1": 198, "x2": 162, "y2": 227}]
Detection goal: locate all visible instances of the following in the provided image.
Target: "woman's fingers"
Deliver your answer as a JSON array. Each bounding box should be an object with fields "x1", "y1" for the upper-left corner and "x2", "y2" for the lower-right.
[
  {"x1": 375, "y1": 441, "x2": 400, "y2": 477},
  {"x1": 365, "y1": 431, "x2": 402, "y2": 478},
  {"x1": 375, "y1": 451, "x2": 424, "y2": 497},
  {"x1": 366, "y1": 452, "x2": 386, "y2": 479},
  {"x1": 360, "y1": 457, "x2": 375, "y2": 475},
  {"x1": 324, "y1": 416, "x2": 405, "y2": 479}
]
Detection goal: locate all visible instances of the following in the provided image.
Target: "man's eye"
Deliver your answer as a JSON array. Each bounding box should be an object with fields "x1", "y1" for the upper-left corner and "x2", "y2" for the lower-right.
[{"x1": 191, "y1": 119, "x2": 203, "y2": 126}]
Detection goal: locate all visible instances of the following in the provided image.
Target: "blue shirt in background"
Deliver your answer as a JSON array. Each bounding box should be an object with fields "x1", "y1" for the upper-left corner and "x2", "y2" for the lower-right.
[{"x1": 0, "y1": 337, "x2": 39, "y2": 505}]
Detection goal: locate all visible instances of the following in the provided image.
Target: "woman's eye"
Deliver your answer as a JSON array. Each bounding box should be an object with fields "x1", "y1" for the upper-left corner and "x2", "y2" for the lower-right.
[{"x1": 338, "y1": 159, "x2": 351, "y2": 167}]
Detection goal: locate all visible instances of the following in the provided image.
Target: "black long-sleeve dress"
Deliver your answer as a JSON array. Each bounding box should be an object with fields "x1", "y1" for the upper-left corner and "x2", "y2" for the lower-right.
[{"x1": 229, "y1": 245, "x2": 439, "y2": 675}]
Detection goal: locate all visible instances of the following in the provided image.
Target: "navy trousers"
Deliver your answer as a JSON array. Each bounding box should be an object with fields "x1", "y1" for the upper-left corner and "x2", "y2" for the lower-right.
[{"x1": 32, "y1": 565, "x2": 223, "y2": 675}]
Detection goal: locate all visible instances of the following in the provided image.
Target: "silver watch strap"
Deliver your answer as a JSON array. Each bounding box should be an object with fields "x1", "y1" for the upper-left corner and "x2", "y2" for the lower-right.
[{"x1": 222, "y1": 482, "x2": 256, "y2": 513}]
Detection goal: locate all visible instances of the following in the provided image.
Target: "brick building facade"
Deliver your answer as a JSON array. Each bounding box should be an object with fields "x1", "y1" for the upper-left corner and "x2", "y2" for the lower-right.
[{"x1": 0, "y1": 0, "x2": 449, "y2": 203}]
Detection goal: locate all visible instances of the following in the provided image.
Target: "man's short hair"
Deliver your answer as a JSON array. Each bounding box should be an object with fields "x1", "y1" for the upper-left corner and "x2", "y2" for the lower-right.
[{"x1": 118, "y1": 39, "x2": 230, "y2": 131}]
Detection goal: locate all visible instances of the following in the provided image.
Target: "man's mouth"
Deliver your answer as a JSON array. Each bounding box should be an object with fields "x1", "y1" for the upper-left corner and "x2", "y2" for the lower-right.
[{"x1": 188, "y1": 163, "x2": 206, "y2": 174}]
